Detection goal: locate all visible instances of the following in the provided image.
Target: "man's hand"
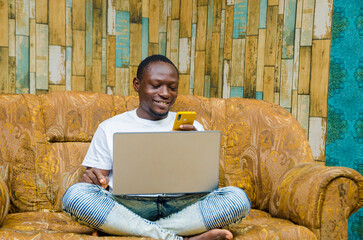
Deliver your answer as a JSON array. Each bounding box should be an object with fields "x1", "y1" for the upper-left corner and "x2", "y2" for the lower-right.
[
  {"x1": 178, "y1": 124, "x2": 197, "y2": 131},
  {"x1": 80, "y1": 167, "x2": 110, "y2": 189}
]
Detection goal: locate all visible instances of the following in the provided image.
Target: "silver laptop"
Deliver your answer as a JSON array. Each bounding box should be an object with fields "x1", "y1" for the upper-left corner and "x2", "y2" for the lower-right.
[{"x1": 112, "y1": 131, "x2": 221, "y2": 195}]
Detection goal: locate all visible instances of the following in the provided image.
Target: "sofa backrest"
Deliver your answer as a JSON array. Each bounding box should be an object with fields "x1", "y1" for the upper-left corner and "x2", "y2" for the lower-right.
[{"x1": 0, "y1": 92, "x2": 314, "y2": 213}]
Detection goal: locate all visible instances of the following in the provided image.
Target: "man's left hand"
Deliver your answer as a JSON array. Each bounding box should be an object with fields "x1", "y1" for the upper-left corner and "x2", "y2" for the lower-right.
[{"x1": 178, "y1": 124, "x2": 197, "y2": 131}]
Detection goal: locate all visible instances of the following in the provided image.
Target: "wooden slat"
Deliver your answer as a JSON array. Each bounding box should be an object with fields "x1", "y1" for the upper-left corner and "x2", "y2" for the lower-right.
[
  {"x1": 36, "y1": 0, "x2": 47, "y2": 23},
  {"x1": 264, "y1": 6, "x2": 278, "y2": 66},
  {"x1": 116, "y1": 0, "x2": 129, "y2": 11},
  {"x1": 115, "y1": 67, "x2": 129, "y2": 96},
  {"x1": 196, "y1": 6, "x2": 207, "y2": 51},
  {"x1": 8, "y1": 57, "x2": 16, "y2": 93},
  {"x1": 192, "y1": 0, "x2": 197, "y2": 23},
  {"x1": 66, "y1": 6, "x2": 72, "y2": 46},
  {"x1": 16, "y1": 0, "x2": 30, "y2": 36},
  {"x1": 301, "y1": 0, "x2": 314, "y2": 46},
  {"x1": 29, "y1": 19, "x2": 36, "y2": 73},
  {"x1": 313, "y1": 0, "x2": 333, "y2": 40},
  {"x1": 49, "y1": 45, "x2": 66, "y2": 85},
  {"x1": 230, "y1": 86, "x2": 244, "y2": 98},
  {"x1": 9, "y1": 19, "x2": 15, "y2": 57},
  {"x1": 297, "y1": 94, "x2": 309, "y2": 136},
  {"x1": 263, "y1": 66, "x2": 274, "y2": 103},
  {"x1": 85, "y1": 0, "x2": 93, "y2": 66},
  {"x1": 224, "y1": 5, "x2": 234, "y2": 59},
  {"x1": 170, "y1": 20, "x2": 179, "y2": 67},
  {"x1": 49, "y1": 84, "x2": 66, "y2": 92},
  {"x1": 73, "y1": 0, "x2": 86, "y2": 30},
  {"x1": 222, "y1": 59, "x2": 231, "y2": 98},
  {"x1": 295, "y1": 0, "x2": 303, "y2": 29},
  {"x1": 116, "y1": 11, "x2": 130, "y2": 67},
  {"x1": 280, "y1": 59, "x2": 293, "y2": 109},
  {"x1": 308, "y1": 117, "x2": 327, "y2": 161},
  {"x1": 205, "y1": 39, "x2": 211, "y2": 74},
  {"x1": 0, "y1": 0, "x2": 8, "y2": 46},
  {"x1": 268, "y1": 0, "x2": 278, "y2": 5},
  {"x1": 171, "y1": 0, "x2": 180, "y2": 19},
  {"x1": 194, "y1": 50, "x2": 205, "y2": 96},
  {"x1": 180, "y1": 0, "x2": 192, "y2": 38},
  {"x1": 130, "y1": 23, "x2": 142, "y2": 66},
  {"x1": 142, "y1": 0, "x2": 149, "y2": 18},
  {"x1": 247, "y1": 0, "x2": 260, "y2": 36},
  {"x1": 16, "y1": 35, "x2": 30, "y2": 93},
  {"x1": 71, "y1": 76, "x2": 85, "y2": 91},
  {"x1": 101, "y1": 38, "x2": 107, "y2": 76},
  {"x1": 298, "y1": 46, "x2": 311, "y2": 94},
  {"x1": 190, "y1": 24, "x2": 196, "y2": 92},
  {"x1": 210, "y1": 32, "x2": 220, "y2": 97},
  {"x1": 212, "y1": 0, "x2": 222, "y2": 33},
  {"x1": 94, "y1": 0, "x2": 102, "y2": 9},
  {"x1": 274, "y1": 92, "x2": 279, "y2": 105},
  {"x1": 232, "y1": 0, "x2": 248, "y2": 38},
  {"x1": 36, "y1": 23, "x2": 48, "y2": 89},
  {"x1": 159, "y1": 32, "x2": 167, "y2": 55},
  {"x1": 129, "y1": 66, "x2": 138, "y2": 96},
  {"x1": 66, "y1": 46, "x2": 72, "y2": 90},
  {"x1": 93, "y1": 8, "x2": 102, "y2": 59},
  {"x1": 148, "y1": 43, "x2": 158, "y2": 55},
  {"x1": 130, "y1": 0, "x2": 142, "y2": 23},
  {"x1": 142, "y1": 17, "x2": 149, "y2": 60},
  {"x1": 281, "y1": 0, "x2": 297, "y2": 58},
  {"x1": 293, "y1": 28, "x2": 300, "y2": 90},
  {"x1": 198, "y1": 0, "x2": 208, "y2": 6},
  {"x1": 159, "y1": 0, "x2": 167, "y2": 32},
  {"x1": 108, "y1": 0, "x2": 116, "y2": 35},
  {"x1": 256, "y1": 29, "x2": 266, "y2": 92},
  {"x1": 204, "y1": 75, "x2": 210, "y2": 97},
  {"x1": 102, "y1": 0, "x2": 107, "y2": 38},
  {"x1": 149, "y1": 0, "x2": 159, "y2": 43},
  {"x1": 274, "y1": 13, "x2": 283, "y2": 92},
  {"x1": 9, "y1": 0, "x2": 15, "y2": 19},
  {"x1": 49, "y1": 0, "x2": 66, "y2": 45},
  {"x1": 85, "y1": 65, "x2": 93, "y2": 91},
  {"x1": 244, "y1": 36, "x2": 258, "y2": 98},
  {"x1": 29, "y1": 72, "x2": 35, "y2": 94},
  {"x1": 310, "y1": 39, "x2": 330, "y2": 117},
  {"x1": 259, "y1": 0, "x2": 267, "y2": 29},
  {"x1": 107, "y1": 35, "x2": 116, "y2": 87},
  {"x1": 72, "y1": 30, "x2": 85, "y2": 76},
  {"x1": 179, "y1": 38, "x2": 191, "y2": 74},
  {"x1": 0, "y1": 47, "x2": 8, "y2": 93},
  {"x1": 230, "y1": 38, "x2": 245, "y2": 87},
  {"x1": 92, "y1": 59, "x2": 102, "y2": 92},
  {"x1": 179, "y1": 74, "x2": 190, "y2": 95},
  {"x1": 166, "y1": 16, "x2": 171, "y2": 58}
]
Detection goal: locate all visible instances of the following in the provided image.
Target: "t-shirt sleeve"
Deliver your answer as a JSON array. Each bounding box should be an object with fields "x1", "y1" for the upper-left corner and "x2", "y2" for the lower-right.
[
  {"x1": 82, "y1": 124, "x2": 113, "y2": 170},
  {"x1": 194, "y1": 120, "x2": 205, "y2": 131}
]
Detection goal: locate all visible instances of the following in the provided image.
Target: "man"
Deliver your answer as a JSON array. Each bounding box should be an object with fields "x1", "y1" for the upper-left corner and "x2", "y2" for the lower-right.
[{"x1": 62, "y1": 55, "x2": 251, "y2": 240}]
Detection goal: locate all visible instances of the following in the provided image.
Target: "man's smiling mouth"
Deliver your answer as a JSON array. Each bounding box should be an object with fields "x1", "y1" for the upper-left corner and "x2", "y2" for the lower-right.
[{"x1": 154, "y1": 100, "x2": 170, "y2": 105}]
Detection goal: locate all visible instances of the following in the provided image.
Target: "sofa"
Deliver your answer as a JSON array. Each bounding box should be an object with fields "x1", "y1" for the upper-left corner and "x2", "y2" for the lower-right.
[{"x1": 0, "y1": 91, "x2": 361, "y2": 240}]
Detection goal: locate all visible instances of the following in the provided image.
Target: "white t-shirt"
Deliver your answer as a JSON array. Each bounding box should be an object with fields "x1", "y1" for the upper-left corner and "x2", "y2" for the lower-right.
[{"x1": 82, "y1": 109, "x2": 204, "y2": 192}]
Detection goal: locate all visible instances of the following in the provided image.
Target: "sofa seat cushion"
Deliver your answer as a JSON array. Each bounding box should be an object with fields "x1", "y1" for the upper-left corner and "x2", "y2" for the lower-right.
[
  {"x1": 0, "y1": 210, "x2": 316, "y2": 239},
  {"x1": 0, "y1": 212, "x2": 93, "y2": 234},
  {"x1": 230, "y1": 210, "x2": 317, "y2": 239}
]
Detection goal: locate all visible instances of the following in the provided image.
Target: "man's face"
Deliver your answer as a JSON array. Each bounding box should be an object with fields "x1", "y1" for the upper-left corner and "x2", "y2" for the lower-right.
[{"x1": 133, "y1": 61, "x2": 179, "y2": 120}]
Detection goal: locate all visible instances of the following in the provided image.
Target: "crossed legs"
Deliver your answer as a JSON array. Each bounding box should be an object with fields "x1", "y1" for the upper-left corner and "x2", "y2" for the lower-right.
[{"x1": 62, "y1": 183, "x2": 251, "y2": 240}]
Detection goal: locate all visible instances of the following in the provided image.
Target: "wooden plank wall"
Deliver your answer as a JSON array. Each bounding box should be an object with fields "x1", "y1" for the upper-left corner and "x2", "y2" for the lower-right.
[{"x1": 0, "y1": 0, "x2": 333, "y2": 163}]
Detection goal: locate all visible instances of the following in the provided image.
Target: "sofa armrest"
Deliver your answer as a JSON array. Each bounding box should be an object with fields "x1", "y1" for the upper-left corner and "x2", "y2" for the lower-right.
[
  {"x1": 269, "y1": 163, "x2": 363, "y2": 230},
  {"x1": 0, "y1": 175, "x2": 10, "y2": 226}
]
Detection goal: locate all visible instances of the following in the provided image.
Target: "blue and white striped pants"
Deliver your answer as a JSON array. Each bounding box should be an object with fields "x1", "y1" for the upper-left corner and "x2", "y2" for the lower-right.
[{"x1": 62, "y1": 183, "x2": 251, "y2": 240}]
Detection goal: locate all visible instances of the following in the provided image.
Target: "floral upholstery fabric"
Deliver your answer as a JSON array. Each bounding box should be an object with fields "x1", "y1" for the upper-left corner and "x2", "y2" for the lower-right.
[{"x1": 0, "y1": 91, "x2": 362, "y2": 240}]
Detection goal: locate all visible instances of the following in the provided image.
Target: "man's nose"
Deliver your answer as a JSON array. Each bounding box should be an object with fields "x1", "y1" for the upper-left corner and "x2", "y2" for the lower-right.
[{"x1": 159, "y1": 86, "x2": 170, "y2": 98}]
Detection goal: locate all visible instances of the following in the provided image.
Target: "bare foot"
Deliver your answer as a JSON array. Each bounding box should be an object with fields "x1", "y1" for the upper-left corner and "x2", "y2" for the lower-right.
[{"x1": 184, "y1": 229, "x2": 233, "y2": 240}]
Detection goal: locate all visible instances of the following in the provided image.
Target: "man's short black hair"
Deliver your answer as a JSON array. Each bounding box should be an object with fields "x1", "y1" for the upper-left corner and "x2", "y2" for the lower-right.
[{"x1": 137, "y1": 55, "x2": 179, "y2": 80}]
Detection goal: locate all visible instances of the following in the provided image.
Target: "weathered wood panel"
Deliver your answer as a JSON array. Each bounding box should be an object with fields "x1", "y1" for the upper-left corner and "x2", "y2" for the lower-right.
[
  {"x1": 247, "y1": 0, "x2": 260, "y2": 36},
  {"x1": 116, "y1": 11, "x2": 130, "y2": 67},
  {"x1": 115, "y1": 67, "x2": 129, "y2": 96},
  {"x1": 180, "y1": 0, "x2": 193, "y2": 38},
  {"x1": 36, "y1": 23, "x2": 48, "y2": 89},
  {"x1": 196, "y1": 6, "x2": 208, "y2": 51},
  {"x1": 130, "y1": 23, "x2": 142, "y2": 66},
  {"x1": 0, "y1": 0, "x2": 8, "y2": 47},
  {"x1": 224, "y1": 5, "x2": 234, "y2": 59},
  {"x1": 231, "y1": 38, "x2": 245, "y2": 87},
  {"x1": 232, "y1": 0, "x2": 248, "y2": 38},
  {"x1": 73, "y1": 0, "x2": 86, "y2": 30},
  {"x1": 149, "y1": 0, "x2": 159, "y2": 43},
  {"x1": 0, "y1": 47, "x2": 9, "y2": 93},
  {"x1": 298, "y1": 46, "x2": 311, "y2": 94},
  {"x1": 49, "y1": 45, "x2": 66, "y2": 85},
  {"x1": 49, "y1": 0, "x2": 66, "y2": 46},
  {"x1": 264, "y1": 6, "x2": 278, "y2": 66},
  {"x1": 313, "y1": 0, "x2": 333, "y2": 40},
  {"x1": 244, "y1": 36, "x2": 258, "y2": 98},
  {"x1": 263, "y1": 66, "x2": 274, "y2": 103},
  {"x1": 194, "y1": 50, "x2": 205, "y2": 96},
  {"x1": 107, "y1": 35, "x2": 116, "y2": 87},
  {"x1": 281, "y1": 0, "x2": 296, "y2": 58},
  {"x1": 309, "y1": 117, "x2": 327, "y2": 161},
  {"x1": 72, "y1": 30, "x2": 86, "y2": 76},
  {"x1": 16, "y1": 35, "x2": 30, "y2": 93},
  {"x1": 36, "y1": 0, "x2": 48, "y2": 23},
  {"x1": 256, "y1": 29, "x2": 266, "y2": 92}
]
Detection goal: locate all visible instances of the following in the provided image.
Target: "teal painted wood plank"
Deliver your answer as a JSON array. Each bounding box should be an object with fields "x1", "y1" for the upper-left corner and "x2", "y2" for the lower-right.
[
  {"x1": 232, "y1": 0, "x2": 248, "y2": 39},
  {"x1": 86, "y1": 0, "x2": 93, "y2": 66},
  {"x1": 66, "y1": 7, "x2": 72, "y2": 46},
  {"x1": 66, "y1": 47, "x2": 72, "y2": 90},
  {"x1": 159, "y1": 32, "x2": 167, "y2": 56},
  {"x1": 66, "y1": 0, "x2": 72, "y2": 8},
  {"x1": 16, "y1": 35, "x2": 30, "y2": 93},
  {"x1": 207, "y1": 0, "x2": 214, "y2": 41},
  {"x1": 116, "y1": 11, "x2": 130, "y2": 67},
  {"x1": 259, "y1": 0, "x2": 267, "y2": 29},
  {"x1": 204, "y1": 75, "x2": 210, "y2": 98},
  {"x1": 282, "y1": 0, "x2": 297, "y2": 59},
  {"x1": 230, "y1": 86, "x2": 244, "y2": 98},
  {"x1": 256, "y1": 91, "x2": 263, "y2": 99},
  {"x1": 142, "y1": 17, "x2": 149, "y2": 60}
]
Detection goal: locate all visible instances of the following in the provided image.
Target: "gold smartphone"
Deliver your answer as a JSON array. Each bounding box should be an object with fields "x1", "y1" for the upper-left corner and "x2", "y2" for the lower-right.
[{"x1": 172, "y1": 111, "x2": 196, "y2": 130}]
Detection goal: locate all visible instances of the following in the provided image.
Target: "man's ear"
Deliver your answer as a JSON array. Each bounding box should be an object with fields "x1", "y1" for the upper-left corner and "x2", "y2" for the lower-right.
[{"x1": 133, "y1": 77, "x2": 140, "y2": 92}]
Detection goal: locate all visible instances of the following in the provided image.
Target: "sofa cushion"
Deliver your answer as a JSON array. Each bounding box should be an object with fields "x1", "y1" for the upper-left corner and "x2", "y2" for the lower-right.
[{"x1": 0, "y1": 210, "x2": 316, "y2": 239}]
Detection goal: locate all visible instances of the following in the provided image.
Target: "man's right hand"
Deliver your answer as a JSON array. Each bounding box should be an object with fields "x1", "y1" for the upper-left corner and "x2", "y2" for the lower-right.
[{"x1": 80, "y1": 167, "x2": 110, "y2": 189}]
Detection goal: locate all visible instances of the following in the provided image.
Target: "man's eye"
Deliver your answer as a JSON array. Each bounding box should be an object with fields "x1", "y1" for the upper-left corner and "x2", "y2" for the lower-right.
[
  {"x1": 169, "y1": 86, "x2": 177, "y2": 91},
  {"x1": 152, "y1": 85, "x2": 160, "y2": 88}
]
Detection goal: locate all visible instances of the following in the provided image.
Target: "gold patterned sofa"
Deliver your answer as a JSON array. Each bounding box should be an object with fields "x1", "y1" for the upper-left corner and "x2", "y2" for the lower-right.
[{"x1": 0, "y1": 91, "x2": 361, "y2": 240}]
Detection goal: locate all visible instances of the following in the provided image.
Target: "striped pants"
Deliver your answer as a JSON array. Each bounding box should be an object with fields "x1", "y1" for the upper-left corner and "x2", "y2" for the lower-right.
[{"x1": 62, "y1": 183, "x2": 251, "y2": 240}]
